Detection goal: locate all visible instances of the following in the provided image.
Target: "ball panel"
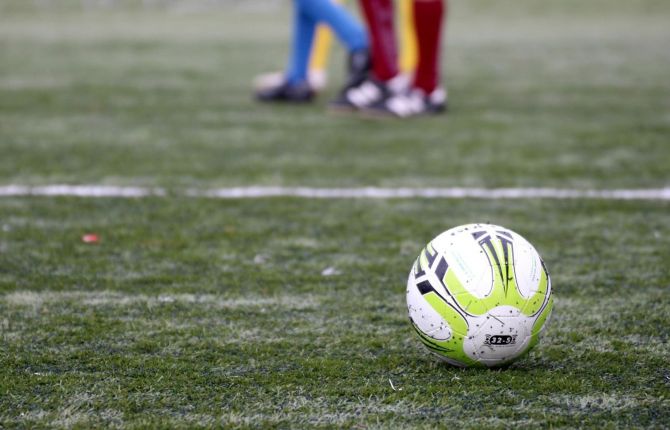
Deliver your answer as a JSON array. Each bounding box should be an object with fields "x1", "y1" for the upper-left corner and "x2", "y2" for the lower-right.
[
  {"x1": 463, "y1": 307, "x2": 534, "y2": 367},
  {"x1": 433, "y1": 227, "x2": 493, "y2": 299},
  {"x1": 407, "y1": 276, "x2": 452, "y2": 341},
  {"x1": 509, "y1": 231, "x2": 545, "y2": 299}
]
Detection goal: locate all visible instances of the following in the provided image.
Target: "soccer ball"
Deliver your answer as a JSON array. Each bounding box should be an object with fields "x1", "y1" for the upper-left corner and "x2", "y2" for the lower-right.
[{"x1": 406, "y1": 223, "x2": 553, "y2": 367}]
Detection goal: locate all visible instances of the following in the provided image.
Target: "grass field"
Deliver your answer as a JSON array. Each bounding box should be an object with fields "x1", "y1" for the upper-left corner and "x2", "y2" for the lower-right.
[{"x1": 1, "y1": 0, "x2": 670, "y2": 428}]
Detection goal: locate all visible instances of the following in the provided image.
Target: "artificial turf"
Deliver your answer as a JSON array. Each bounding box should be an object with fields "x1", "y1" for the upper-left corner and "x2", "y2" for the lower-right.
[{"x1": 1, "y1": 0, "x2": 669, "y2": 428}]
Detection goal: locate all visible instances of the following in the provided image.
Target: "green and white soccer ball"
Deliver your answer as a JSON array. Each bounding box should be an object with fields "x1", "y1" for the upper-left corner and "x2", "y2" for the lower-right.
[{"x1": 407, "y1": 223, "x2": 553, "y2": 367}]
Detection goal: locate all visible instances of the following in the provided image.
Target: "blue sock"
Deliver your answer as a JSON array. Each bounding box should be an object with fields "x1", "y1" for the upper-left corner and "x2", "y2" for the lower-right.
[
  {"x1": 286, "y1": 0, "x2": 369, "y2": 84},
  {"x1": 286, "y1": 6, "x2": 316, "y2": 85}
]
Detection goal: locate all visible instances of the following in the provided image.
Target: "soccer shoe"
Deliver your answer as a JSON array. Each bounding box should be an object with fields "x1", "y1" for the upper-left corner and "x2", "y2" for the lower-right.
[
  {"x1": 362, "y1": 86, "x2": 448, "y2": 118},
  {"x1": 328, "y1": 49, "x2": 372, "y2": 111},
  {"x1": 424, "y1": 86, "x2": 448, "y2": 113},
  {"x1": 255, "y1": 80, "x2": 314, "y2": 103},
  {"x1": 343, "y1": 48, "x2": 372, "y2": 91},
  {"x1": 329, "y1": 74, "x2": 408, "y2": 112}
]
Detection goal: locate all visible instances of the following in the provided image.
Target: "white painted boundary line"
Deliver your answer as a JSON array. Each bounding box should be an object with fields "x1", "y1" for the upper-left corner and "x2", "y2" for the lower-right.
[
  {"x1": 0, "y1": 185, "x2": 165, "y2": 198},
  {"x1": 0, "y1": 185, "x2": 669, "y2": 200}
]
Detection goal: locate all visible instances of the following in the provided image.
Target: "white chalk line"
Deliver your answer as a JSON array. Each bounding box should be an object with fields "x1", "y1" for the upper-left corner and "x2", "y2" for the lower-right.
[{"x1": 0, "y1": 184, "x2": 669, "y2": 200}]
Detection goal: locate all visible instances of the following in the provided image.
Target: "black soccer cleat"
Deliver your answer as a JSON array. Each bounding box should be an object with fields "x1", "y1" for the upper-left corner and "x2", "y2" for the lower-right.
[
  {"x1": 362, "y1": 87, "x2": 449, "y2": 118},
  {"x1": 329, "y1": 79, "x2": 384, "y2": 112},
  {"x1": 328, "y1": 49, "x2": 372, "y2": 111},
  {"x1": 343, "y1": 48, "x2": 372, "y2": 91},
  {"x1": 329, "y1": 74, "x2": 409, "y2": 113},
  {"x1": 255, "y1": 80, "x2": 314, "y2": 103}
]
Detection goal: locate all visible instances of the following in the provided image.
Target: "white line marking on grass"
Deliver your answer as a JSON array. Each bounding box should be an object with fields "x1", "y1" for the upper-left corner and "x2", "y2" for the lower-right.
[
  {"x1": 0, "y1": 185, "x2": 669, "y2": 200},
  {"x1": 0, "y1": 185, "x2": 165, "y2": 198}
]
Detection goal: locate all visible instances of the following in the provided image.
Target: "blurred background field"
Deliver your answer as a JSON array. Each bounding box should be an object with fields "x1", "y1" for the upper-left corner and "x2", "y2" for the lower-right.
[
  {"x1": 0, "y1": 0, "x2": 669, "y2": 428},
  {"x1": 1, "y1": 0, "x2": 669, "y2": 188}
]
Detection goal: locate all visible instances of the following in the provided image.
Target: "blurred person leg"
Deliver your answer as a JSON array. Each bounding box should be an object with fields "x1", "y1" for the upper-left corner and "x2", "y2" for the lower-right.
[
  {"x1": 254, "y1": 0, "x2": 342, "y2": 93},
  {"x1": 412, "y1": 0, "x2": 445, "y2": 101},
  {"x1": 360, "y1": 0, "x2": 398, "y2": 82},
  {"x1": 256, "y1": 4, "x2": 317, "y2": 102},
  {"x1": 253, "y1": 23, "x2": 335, "y2": 93}
]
